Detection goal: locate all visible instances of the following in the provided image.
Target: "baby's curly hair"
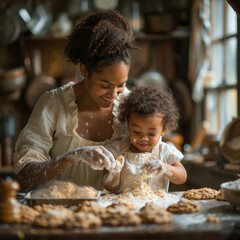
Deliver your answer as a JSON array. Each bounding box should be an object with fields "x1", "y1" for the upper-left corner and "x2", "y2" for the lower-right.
[
  {"x1": 65, "y1": 10, "x2": 137, "y2": 74},
  {"x1": 118, "y1": 84, "x2": 180, "y2": 131}
]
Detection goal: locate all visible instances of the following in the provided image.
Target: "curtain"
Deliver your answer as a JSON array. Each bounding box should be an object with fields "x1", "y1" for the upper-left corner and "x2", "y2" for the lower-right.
[{"x1": 188, "y1": 0, "x2": 211, "y2": 103}]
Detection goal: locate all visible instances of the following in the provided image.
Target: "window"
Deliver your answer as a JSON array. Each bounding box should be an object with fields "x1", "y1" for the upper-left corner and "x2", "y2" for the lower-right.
[{"x1": 204, "y1": 0, "x2": 239, "y2": 135}]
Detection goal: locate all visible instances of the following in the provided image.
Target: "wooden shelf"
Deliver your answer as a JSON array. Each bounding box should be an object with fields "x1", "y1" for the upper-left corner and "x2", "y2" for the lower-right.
[
  {"x1": 0, "y1": 166, "x2": 14, "y2": 172},
  {"x1": 135, "y1": 29, "x2": 189, "y2": 41},
  {"x1": 182, "y1": 160, "x2": 237, "y2": 189},
  {"x1": 21, "y1": 35, "x2": 68, "y2": 42},
  {"x1": 0, "y1": 166, "x2": 17, "y2": 180},
  {"x1": 21, "y1": 29, "x2": 189, "y2": 43}
]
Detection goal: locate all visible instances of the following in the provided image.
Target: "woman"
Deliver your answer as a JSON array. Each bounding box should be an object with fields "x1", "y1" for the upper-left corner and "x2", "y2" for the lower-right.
[{"x1": 14, "y1": 10, "x2": 137, "y2": 190}]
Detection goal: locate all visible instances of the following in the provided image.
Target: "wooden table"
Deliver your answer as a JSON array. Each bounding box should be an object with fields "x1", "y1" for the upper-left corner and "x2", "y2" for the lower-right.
[{"x1": 0, "y1": 192, "x2": 240, "y2": 240}]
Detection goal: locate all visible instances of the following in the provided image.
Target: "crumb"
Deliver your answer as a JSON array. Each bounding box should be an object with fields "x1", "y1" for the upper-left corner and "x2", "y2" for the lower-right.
[{"x1": 206, "y1": 216, "x2": 220, "y2": 223}]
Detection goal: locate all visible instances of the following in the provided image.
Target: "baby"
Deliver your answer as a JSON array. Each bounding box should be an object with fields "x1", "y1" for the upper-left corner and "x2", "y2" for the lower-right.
[{"x1": 103, "y1": 84, "x2": 187, "y2": 193}]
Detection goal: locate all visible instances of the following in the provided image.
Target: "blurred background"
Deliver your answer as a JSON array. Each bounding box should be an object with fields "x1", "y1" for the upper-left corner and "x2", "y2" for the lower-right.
[{"x1": 0, "y1": 0, "x2": 239, "y2": 190}]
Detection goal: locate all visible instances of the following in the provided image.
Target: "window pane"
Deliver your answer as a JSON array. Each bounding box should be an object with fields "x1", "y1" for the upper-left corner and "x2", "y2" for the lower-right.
[
  {"x1": 226, "y1": 37, "x2": 237, "y2": 84},
  {"x1": 226, "y1": 2, "x2": 237, "y2": 35},
  {"x1": 212, "y1": 0, "x2": 223, "y2": 39},
  {"x1": 206, "y1": 91, "x2": 219, "y2": 134},
  {"x1": 211, "y1": 43, "x2": 223, "y2": 86},
  {"x1": 220, "y1": 89, "x2": 238, "y2": 134}
]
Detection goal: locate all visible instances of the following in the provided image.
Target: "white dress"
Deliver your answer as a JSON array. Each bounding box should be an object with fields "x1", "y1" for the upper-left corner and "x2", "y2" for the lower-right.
[
  {"x1": 13, "y1": 82, "x2": 129, "y2": 190},
  {"x1": 105, "y1": 137, "x2": 184, "y2": 193}
]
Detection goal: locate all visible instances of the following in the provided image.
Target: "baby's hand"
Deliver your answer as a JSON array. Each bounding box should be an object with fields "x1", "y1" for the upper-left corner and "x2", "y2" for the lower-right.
[{"x1": 141, "y1": 160, "x2": 163, "y2": 172}]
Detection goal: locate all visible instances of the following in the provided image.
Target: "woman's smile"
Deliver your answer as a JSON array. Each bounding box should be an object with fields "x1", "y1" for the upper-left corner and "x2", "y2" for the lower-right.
[{"x1": 101, "y1": 96, "x2": 114, "y2": 104}]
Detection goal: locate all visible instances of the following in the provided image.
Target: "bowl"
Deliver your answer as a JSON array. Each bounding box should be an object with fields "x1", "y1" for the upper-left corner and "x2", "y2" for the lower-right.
[
  {"x1": 220, "y1": 179, "x2": 240, "y2": 210},
  {"x1": 0, "y1": 67, "x2": 26, "y2": 93}
]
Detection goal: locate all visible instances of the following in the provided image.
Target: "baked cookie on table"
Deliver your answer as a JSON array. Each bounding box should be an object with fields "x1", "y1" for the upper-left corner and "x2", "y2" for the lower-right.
[
  {"x1": 101, "y1": 209, "x2": 141, "y2": 226},
  {"x1": 138, "y1": 202, "x2": 172, "y2": 224},
  {"x1": 182, "y1": 187, "x2": 219, "y2": 200},
  {"x1": 167, "y1": 199, "x2": 201, "y2": 213},
  {"x1": 33, "y1": 204, "x2": 73, "y2": 228},
  {"x1": 19, "y1": 205, "x2": 40, "y2": 223},
  {"x1": 216, "y1": 191, "x2": 225, "y2": 201},
  {"x1": 74, "y1": 200, "x2": 105, "y2": 214},
  {"x1": 65, "y1": 212, "x2": 102, "y2": 229}
]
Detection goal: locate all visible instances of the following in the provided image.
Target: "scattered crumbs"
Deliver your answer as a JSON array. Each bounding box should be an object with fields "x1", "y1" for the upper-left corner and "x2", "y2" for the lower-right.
[{"x1": 206, "y1": 216, "x2": 220, "y2": 223}]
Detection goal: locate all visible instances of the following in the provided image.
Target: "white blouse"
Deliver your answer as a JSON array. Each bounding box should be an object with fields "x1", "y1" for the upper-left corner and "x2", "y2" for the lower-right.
[
  {"x1": 13, "y1": 82, "x2": 129, "y2": 190},
  {"x1": 105, "y1": 137, "x2": 184, "y2": 193}
]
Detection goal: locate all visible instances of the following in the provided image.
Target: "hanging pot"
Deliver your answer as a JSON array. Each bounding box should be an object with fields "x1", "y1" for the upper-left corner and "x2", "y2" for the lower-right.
[
  {"x1": 137, "y1": 70, "x2": 167, "y2": 89},
  {"x1": 0, "y1": 7, "x2": 21, "y2": 45},
  {"x1": 136, "y1": 41, "x2": 168, "y2": 89}
]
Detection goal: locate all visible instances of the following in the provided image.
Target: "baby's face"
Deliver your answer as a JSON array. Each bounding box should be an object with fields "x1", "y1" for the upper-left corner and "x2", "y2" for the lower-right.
[{"x1": 128, "y1": 113, "x2": 165, "y2": 153}]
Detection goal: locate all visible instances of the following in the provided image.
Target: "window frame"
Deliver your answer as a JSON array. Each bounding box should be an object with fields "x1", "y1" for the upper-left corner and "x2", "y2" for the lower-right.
[{"x1": 203, "y1": 0, "x2": 239, "y2": 134}]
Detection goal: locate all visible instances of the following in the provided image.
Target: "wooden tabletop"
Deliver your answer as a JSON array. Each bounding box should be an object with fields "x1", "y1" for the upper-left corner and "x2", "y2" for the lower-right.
[{"x1": 0, "y1": 192, "x2": 240, "y2": 240}]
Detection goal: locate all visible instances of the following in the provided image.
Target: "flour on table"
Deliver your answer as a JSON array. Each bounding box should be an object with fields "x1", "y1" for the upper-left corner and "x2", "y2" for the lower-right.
[{"x1": 100, "y1": 171, "x2": 181, "y2": 209}]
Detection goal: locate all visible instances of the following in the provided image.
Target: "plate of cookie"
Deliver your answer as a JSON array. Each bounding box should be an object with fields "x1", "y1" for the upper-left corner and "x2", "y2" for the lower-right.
[{"x1": 25, "y1": 182, "x2": 101, "y2": 207}]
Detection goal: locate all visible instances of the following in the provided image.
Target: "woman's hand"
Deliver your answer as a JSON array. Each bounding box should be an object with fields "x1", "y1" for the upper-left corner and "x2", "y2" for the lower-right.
[{"x1": 58, "y1": 146, "x2": 117, "y2": 171}]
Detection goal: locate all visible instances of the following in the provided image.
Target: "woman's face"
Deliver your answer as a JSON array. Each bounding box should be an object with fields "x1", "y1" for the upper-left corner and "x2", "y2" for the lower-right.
[
  {"x1": 83, "y1": 62, "x2": 129, "y2": 108},
  {"x1": 128, "y1": 113, "x2": 166, "y2": 153}
]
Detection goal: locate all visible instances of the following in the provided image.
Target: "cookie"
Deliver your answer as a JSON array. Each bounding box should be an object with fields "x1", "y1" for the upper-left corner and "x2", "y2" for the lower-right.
[
  {"x1": 33, "y1": 204, "x2": 73, "y2": 228},
  {"x1": 111, "y1": 198, "x2": 137, "y2": 211},
  {"x1": 138, "y1": 202, "x2": 172, "y2": 224},
  {"x1": 183, "y1": 188, "x2": 219, "y2": 200},
  {"x1": 101, "y1": 210, "x2": 141, "y2": 226},
  {"x1": 74, "y1": 200, "x2": 105, "y2": 214},
  {"x1": 19, "y1": 205, "x2": 40, "y2": 223},
  {"x1": 167, "y1": 199, "x2": 201, "y2": 213},
  {"x1": 216, "y1": 191, "x2": 225, "y2": 201},
  {"x1": 65, "y1": 212, "x2": 102, "y2": 229},
  {"x1": 206, "y1": 216, "x2": 220, "y2": 222}
]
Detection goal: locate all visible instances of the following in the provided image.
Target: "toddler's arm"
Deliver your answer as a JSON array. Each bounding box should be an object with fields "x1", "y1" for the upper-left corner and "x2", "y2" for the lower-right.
[
  {"x1": 142, "y1": 160, "x2": 187, "y2": 185},
  {"x1": 162, "y1": 160, "x2": 187, "y2": 185}
]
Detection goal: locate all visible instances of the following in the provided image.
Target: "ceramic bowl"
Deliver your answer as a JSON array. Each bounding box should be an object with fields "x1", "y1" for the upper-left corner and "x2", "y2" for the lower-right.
[{"x1": 220, "y1": 179, "x2": 240, "y2": 210}]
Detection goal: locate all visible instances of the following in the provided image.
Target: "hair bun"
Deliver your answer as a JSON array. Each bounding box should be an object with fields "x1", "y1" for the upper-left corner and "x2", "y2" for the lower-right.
[
  {"x1": 65, "y1": 10, "x2": 138, "y2": 71},
  {"x1": 88, "y1": 20, "x2": 129, "y2": 58}
]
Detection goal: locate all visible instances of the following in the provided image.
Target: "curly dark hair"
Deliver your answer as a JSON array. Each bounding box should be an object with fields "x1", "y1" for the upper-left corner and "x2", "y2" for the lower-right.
[
  {"x1": 65, "y1": 10, "x2": 137, "y2": 74},
  {"x1": 118, "y1": 84, "x2": 180, "y2": 131}
]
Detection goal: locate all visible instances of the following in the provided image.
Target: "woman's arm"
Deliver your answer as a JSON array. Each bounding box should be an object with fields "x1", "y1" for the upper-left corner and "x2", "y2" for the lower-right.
[
  {"x1": 18, "y1": 146, "x2": 118, "y2": 190},
  {"x1": 17, "y1": 157, "x2": 75, "y2": 190},
  {"x1": 162, "y1": 160, "x2": 187, "y2": 185}
]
